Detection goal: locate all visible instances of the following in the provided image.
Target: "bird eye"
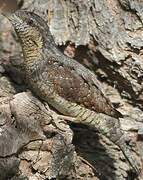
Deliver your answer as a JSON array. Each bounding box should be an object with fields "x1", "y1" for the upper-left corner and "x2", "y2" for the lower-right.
[{"x1": 27, "y1": 19, "x2": 34, "y2": 25}]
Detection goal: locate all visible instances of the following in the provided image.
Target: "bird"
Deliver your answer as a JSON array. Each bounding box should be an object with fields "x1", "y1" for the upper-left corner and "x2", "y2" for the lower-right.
[{"x1": 7, "y1": 10, "x2": 141, "y2": 175}]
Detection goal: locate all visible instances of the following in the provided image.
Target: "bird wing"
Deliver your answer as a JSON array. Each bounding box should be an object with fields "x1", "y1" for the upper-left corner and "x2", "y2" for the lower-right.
[{"x1": 41, "y1": 56, "x2": 122, "y2": 118}]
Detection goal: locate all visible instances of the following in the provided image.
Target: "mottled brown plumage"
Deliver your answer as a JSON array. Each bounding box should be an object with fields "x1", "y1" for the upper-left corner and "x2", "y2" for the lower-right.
[
  {"x1": 8, "y1": 10, "x2": 140, "y2": 174},
  {"x1": 8, "y1": 10, "x2": 121, "y2": 118},
  {"x1": 42, "y1": 56, "x2": 122, "y2": 117}
]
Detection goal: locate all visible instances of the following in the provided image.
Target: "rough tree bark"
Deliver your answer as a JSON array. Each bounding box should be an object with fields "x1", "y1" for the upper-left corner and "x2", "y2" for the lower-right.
[{"x1": 0, "y1": 0, "x2": 143, "y2": 180}]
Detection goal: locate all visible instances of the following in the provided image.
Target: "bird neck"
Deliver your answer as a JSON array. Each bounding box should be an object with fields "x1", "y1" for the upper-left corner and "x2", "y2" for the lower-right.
[
  {"x1": 21, "y1": 36, "x2": 43, "y2": 73},
  {"x1": 21, "y1": 32, "x2": 59, "y2": 75}
]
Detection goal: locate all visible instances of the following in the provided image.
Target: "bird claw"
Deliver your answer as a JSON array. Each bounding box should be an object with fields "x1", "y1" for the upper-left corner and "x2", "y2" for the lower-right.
[{"x1": 43, "y1": 102, "x2": 75, "y2": 131}]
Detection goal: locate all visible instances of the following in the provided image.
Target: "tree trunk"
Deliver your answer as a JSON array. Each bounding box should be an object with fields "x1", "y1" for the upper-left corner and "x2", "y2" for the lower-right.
[{"x1": 0, "y1": 0, "x2": 143, "y2": 179}]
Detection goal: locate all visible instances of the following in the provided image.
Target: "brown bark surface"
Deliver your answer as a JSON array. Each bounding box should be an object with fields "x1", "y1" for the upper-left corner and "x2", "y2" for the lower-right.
[{"x1": 0, "y1": 0, "x2": 143, "y2": 180}]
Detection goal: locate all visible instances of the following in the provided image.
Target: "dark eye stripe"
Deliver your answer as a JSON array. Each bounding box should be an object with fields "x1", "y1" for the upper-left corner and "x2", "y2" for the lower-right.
[{"x1": 27, "y1": 19, "x2": 34, "y2": 25}]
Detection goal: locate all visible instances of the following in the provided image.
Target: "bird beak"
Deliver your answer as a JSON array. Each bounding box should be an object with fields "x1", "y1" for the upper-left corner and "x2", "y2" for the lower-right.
[
  {"x1": 7, "y1": 13, "x2": 19, "y2": 24},
  {"x1": 6, "y1": 11, "x2": 24, "y2": 31}
]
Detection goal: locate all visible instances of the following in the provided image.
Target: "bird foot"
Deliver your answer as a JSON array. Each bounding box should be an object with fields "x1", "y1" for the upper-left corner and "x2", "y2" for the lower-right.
[{"x1": 43, "y1": 102, "x2": 76, "y2": 131}]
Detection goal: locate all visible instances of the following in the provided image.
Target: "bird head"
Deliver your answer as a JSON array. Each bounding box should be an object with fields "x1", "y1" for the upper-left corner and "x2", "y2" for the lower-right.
[{"x1": 8, "y1": 10, "x2": 53, "y2": 62}]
